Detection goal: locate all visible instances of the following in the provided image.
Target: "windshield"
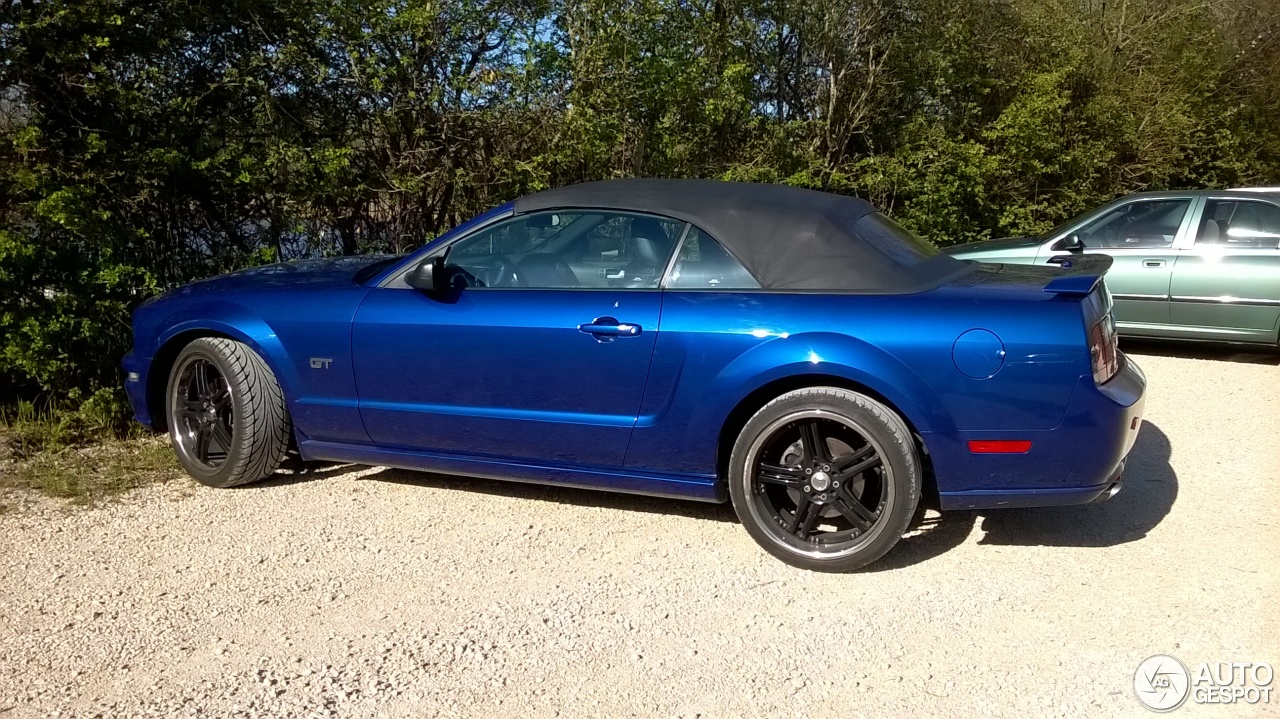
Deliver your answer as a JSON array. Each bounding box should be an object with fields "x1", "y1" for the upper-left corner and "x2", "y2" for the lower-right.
[
  {"x1": 1037, "y1": 206, "x2": 1102, "y2": 240},
  {"x1": 353, "y1": 256, "x2": 403, "y2": 285}
]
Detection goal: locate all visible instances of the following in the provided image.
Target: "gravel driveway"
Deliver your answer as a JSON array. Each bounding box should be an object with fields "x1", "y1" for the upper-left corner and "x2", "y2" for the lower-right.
[{"x1": 2, "y1": 347, "x2": 1277, "y2": 718}]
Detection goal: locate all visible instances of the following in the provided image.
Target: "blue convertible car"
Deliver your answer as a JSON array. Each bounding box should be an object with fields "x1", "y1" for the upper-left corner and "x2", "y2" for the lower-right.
[{"x1": 123, "y1": 179, "x2": 1146, "y2": 571}]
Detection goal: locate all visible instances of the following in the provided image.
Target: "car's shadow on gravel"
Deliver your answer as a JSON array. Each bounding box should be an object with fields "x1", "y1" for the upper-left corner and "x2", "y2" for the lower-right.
[
  {"x1": 252, "y1": 459, "x2": 363, "y2": 487},
  {"x1": 866, "y1": 508, "x2": 979, "y2": 572},
  {"x1": 255, "y1": 424, "x2": 1175, "y2": 567},
  {"x1": 361, "y1": 468, "x2": 741, "y2": 523},
  {"x1": 1122, "y1": 338, "x2": 1280, "y2": 365},
  {"x1": 875, "y1": 422, "x2": 1177, "y2": 570}
]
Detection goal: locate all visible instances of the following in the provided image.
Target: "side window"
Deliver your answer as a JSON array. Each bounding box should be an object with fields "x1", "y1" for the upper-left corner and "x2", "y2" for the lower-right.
[
  {"x1": 450, "y1": 212, "x2": 585, "y2": 259},
  {"x1": 442, "y1": 211, "x2": 682, "y2": 289},
  {"x1": 666, "y1": 227, "x2": 760, "y2": 290},
  {"x1": 1075, "y1": 199, "x2": 1190, "y2": 249},
  {"x1": 1197, "y1": 200, "x2": 1280, "y2": 249}
]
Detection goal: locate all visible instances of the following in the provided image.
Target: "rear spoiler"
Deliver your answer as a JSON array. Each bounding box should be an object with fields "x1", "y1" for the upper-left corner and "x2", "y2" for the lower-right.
[{"x1": 1042, "y1": 254, "x2": 1114, "y2": 296}]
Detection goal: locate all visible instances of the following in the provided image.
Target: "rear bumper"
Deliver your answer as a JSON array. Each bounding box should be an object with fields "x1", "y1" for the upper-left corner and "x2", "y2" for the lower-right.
[
  {"x1": 928, "y1": 354, "x2": 1146, "y2": 511},
  {"x1": 937, "y1": 458, "x2": 1128, "y2": 510}
]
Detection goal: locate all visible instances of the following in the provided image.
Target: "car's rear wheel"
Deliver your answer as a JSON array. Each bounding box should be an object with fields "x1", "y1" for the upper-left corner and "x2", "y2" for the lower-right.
[
  {"x1": 728, "y1": 387, "x2": 920, "y2": 572},
  {"x1": 166, "y1": 337, "x2": 291, "y2": 488}
]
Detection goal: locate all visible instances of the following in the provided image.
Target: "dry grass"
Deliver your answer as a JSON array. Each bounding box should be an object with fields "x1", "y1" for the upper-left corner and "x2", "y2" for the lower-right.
[{"x1": 0, "y1": 402, "x2": 181, "y2": 507}]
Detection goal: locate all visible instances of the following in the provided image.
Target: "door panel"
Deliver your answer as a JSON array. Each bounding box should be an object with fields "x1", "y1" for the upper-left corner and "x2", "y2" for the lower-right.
[
  {"x1": 1170, "y1": 198, "x2": 1280, "y2": 340},
  {"x1": 351, "y1": 289, "x2": 663, "y2": 468},
  {"x1": 1169, "y1": 253, "x2": 1280, "y2": 337},
  {"x1": 1082, "y1": 249, "x2": 1176, "y2": 327}
]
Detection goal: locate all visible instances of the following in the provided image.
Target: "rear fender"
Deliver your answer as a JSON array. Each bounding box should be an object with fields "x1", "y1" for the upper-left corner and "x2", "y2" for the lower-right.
[{"x1": 702, "y1": 331, "x2": 952, "y2": 437}]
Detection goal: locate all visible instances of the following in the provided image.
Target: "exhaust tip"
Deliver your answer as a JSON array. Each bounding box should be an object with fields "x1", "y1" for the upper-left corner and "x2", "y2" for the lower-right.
[{"x1": 1091, "y1": 481, "x2": 1123, "y2": 504}]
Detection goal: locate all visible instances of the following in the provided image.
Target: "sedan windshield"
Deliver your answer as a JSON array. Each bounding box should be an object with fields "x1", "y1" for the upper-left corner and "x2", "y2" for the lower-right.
[{"x1": 1037, "y1": 206, "x2": 1102, "y2": 240}]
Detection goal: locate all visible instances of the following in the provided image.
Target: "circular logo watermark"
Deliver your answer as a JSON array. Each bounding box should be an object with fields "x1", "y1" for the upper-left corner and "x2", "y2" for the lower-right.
[{"x1": 1135, "y1": 654, "x2": 1191, "y2": 712}]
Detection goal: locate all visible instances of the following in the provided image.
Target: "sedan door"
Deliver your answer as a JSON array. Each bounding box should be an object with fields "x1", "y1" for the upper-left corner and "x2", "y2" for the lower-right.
[
  {"x1": 351, "y1": 210, "x2": 685, "y2": 469},
  {"x1": 1169, "y1": 196, "x2": 1280, "y2": 343},
  {"x1": 1038, "y1": 196, "x2": 1196, "y2": 333}
]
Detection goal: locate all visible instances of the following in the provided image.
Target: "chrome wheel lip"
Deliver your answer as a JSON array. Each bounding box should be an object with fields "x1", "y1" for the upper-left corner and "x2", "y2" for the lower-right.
[
  {"x1": 742, "y1": 409, "x2": 894, "y2": 561},
  {"x1": 168, "y1": 353, "x2": 235, "y2": 474}
]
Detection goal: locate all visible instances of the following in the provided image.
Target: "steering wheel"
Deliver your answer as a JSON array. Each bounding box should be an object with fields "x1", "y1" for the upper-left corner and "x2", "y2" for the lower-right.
[
  {"x1": 443, "y1": 257, "x2": 520, "y2": 288},
  {"x1": 476, "y1": 256, "x2": 519, "y2": 288},
  {"x1": 445, "y1": 265, "x2": 479, "y2": 289}
]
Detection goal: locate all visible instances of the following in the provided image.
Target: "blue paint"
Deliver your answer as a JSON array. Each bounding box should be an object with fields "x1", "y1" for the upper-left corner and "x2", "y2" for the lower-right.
[
  {"x1": 124, "y1": 202, "x2": 1145, "y2": 509},
  {"x1": 952, "y1": 328, "x2": 1006, "y2": 379}
]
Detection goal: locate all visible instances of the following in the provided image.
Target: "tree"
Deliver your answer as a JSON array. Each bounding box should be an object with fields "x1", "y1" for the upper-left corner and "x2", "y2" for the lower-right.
[{"x1": 2, "y1": 0, "x2": 1277, "y2": 415}]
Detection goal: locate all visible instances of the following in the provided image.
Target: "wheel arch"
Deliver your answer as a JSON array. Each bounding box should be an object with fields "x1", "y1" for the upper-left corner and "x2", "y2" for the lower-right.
[
  {"x1": 714, "y1": 373, "x2": 940, "y2": 510},
  {"x1": 146, "y1": 317, "x2": 295, "y2": 432},
  {"x1": 147, "y1": 329, "x2": 227, "y2": 431}
]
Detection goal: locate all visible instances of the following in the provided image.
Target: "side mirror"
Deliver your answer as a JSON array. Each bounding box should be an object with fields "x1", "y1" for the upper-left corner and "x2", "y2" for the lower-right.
[
  {"x1": 405, "y1": 256, "x2": 445, "y2": 293},
  {"x1": 1058, "y1": 233, "x2": 1085, "y2": 252}
]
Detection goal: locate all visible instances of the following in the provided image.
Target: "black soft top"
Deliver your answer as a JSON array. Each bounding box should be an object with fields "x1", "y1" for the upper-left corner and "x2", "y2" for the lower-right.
[{"x1": 515, "y1": 178, "x2": 969, "y2": 292}]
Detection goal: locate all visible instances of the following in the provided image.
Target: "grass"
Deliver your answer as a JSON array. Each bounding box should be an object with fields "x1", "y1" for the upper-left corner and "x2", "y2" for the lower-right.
[{"x1": 0, "y1": 400, "x2": 181, "y2": 508}]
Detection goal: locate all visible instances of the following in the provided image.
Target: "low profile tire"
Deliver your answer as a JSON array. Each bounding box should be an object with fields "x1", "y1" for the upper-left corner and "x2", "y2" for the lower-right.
[
  {"x1": 166, "y1": 338, "x2": 291, "y2": 488},
  {"x1": 728, "y1": 387, "x2": 921, "y2": 572}
]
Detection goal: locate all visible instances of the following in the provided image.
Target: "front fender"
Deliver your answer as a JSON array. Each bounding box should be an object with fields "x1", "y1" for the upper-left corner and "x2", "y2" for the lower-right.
[{"x1": 148, "y1": 301, "x2": 301, "y2": 415}]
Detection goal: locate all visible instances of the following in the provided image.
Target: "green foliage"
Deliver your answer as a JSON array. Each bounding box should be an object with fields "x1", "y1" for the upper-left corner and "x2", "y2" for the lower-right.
[
  {"x1": 1, "y1": 0, "x2": 1278, "y2": 420},
  {"x1": 1, "y1": 389, "x2": 137, "y2": 457},
  {"x1": 2, "y1": 400, "x2": 85, "y2": 458}
]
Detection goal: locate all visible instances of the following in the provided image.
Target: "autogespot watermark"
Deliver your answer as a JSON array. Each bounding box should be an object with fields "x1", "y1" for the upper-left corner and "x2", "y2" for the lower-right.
[{"x1": 1134, "y1": 655, "x2": 1274, "y2": 712}]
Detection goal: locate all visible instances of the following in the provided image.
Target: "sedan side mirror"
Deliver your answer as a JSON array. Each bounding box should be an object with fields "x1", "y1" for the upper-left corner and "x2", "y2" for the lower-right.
[
  {"x1": 1058, "y1": 233, "x2": 1085, "y2": 252},
  {"x1": 405, "y1": 256, "x2": 445, "y2": 293}
]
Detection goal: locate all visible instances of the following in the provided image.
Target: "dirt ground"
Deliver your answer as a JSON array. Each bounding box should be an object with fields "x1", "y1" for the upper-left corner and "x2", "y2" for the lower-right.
[{"x1": 1, "y1": 344, "x2": 1277, "y2": 718}]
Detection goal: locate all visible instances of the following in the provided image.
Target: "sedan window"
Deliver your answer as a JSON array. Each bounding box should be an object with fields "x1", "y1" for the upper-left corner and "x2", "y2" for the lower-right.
[
  {"x1": 1197, "y1": 200, "x2": 1280, "y2": 249},
  {"x1": 1076, "y1": 199, "x2": 1190, "y2": 249}
]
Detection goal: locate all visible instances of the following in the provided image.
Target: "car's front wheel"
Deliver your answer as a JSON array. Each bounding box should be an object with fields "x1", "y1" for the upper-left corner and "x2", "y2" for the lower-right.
[
  {"x1": 728, "y1": 387, "x2": 920, "y2": 572},
  {"x1": 166, "y1": 337, "x2": 291, "y2": 488}
]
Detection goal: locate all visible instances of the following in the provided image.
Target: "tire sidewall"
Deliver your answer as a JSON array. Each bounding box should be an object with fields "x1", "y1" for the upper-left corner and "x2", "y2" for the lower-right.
[{"x1": 728, "y1": 388, "x2": 920, "y2": 572}]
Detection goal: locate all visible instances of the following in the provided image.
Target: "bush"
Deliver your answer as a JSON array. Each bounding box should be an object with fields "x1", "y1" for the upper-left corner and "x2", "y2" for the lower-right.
[{"x1": 2, "y1": 0, "x2": 1277, "y2": 425}]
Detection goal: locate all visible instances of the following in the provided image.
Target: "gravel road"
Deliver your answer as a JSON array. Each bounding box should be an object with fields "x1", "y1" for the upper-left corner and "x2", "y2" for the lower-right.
[{"x1": 2, "y1": 347, "x2": 1277, "y2": 718}]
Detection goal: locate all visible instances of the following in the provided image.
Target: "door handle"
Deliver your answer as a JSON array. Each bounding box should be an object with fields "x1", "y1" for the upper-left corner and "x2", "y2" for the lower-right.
[
  {"x1": 577, "y1": 316, "x2": 642, "y2": 341},
  {"x1": 577, "y1": 322, "x2": 641, "y2": 336},
  {"x1": 1143, "y1": 259, "x2": 1166, "y2": 268}
]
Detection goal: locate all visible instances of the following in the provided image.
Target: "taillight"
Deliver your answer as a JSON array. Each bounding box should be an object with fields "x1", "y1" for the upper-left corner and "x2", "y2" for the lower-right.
[{"x1": 1089, "y1": 313, "x2": 1119, "y2": 384}]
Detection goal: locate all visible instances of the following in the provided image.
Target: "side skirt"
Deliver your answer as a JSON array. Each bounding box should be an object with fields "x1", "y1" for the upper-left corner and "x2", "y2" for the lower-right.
[
  {"x1": 297, "y1": 439, "x2": 725, "y2": 503},
  {"x1": 1117, "y1": 321, "x2": 1279, "y2": 346}
]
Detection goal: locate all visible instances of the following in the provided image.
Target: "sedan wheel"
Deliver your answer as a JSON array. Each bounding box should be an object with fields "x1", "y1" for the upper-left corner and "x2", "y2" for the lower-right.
[{"x1": 729, "y1": 387, "x2": 920, "y2": 571}]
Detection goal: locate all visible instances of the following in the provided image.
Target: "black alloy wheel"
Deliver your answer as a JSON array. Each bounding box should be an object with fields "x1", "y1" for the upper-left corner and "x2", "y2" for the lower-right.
[
  {"x1": 751, "y1": 413, "x2": 888, "y2": 549},
  {"x1": 729, "y1": 387, "x2": 920, "y2": 572},
  {"x1": 166, "y1": 337, "x2": 291, "y2": 488},
  {"x1": 171, "y1": 357, "x2": 235, "y2": 470}
]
